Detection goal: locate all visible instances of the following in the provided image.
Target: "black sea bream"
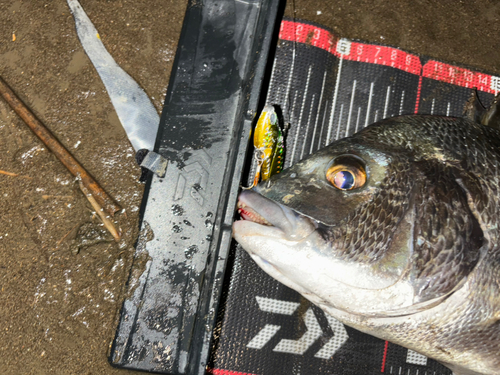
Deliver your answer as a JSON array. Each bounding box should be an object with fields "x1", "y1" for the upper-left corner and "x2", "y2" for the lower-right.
[{"x1": 233, "y1": 115, "x2": 500, "y2": 375}]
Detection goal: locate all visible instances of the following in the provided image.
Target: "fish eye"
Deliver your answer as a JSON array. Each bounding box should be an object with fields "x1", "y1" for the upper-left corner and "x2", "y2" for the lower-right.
[
  {"x1": 333, "y1": 170, "x2": 355, "y2": 189},
  {"x1": 326, "y1": 156, "x2": 367, "y2": 190}
]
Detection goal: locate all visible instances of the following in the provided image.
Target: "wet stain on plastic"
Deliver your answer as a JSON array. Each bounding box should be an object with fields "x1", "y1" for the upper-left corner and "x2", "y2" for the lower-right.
[
  {"x1": 144, "y1": 305, "x2": 179, "y2": 334},
  {"x1": 184, "y1": 245, "x2": 198, "y2": 259}
]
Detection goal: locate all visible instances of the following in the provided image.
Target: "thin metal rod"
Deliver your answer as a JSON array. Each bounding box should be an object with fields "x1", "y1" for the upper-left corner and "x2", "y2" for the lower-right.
[{"x1": 0, "y1": 76, "x2": 121, "y2": 216}]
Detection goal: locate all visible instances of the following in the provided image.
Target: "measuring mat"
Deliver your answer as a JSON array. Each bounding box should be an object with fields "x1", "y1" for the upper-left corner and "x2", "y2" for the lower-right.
[{"x1": 208, "y1": 19, "x2": 499, "y2": 375}]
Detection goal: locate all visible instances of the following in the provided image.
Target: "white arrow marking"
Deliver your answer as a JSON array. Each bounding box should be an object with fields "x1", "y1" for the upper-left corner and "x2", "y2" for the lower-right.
[
  {"x1": 246, "y1": 297, "x2": 300, "y2": 350},
  {"x1": 248, "y1": 297, "x2": 349, "y2": 358},
  {"x1": 406, "y1": 349, "x2": 428, "y2": 365},
  {"x1": 273, "y1": 308, "x2": 322, "y2": 355},
  {"x1": 314, "y1": 315, "x2": 349, "y2": 359},
  {"x1": 256, "y1": 296, "x2": 300, "y2": 315},
  {"x1": 247, "y1": 325, "x2": 281, "y2": 350}
]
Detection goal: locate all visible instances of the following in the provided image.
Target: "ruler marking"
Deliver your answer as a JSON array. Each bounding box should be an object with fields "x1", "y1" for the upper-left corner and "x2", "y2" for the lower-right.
[
  {"x1": 284, "y1": 90, "x2": 300, "y2": 169},
  {"x1": 365, "y1": 82, "x2": 374, "y2": 127},
  {"x1": 345, "y1": 80, "x2": 357, "y2": 137},
  {"x1": 355, "y1": 106, "x2": 361, "y2": 133},
  {"x1": 310, "y1": 71, "x2": 327, "y2": 154},
  {"x1": 383, "y1": 85, "x2": 391, "y2": 119},
  {"x1": 283, "y1": 45, "x2": 297, "y2": 118},
  {"x1": 326, "y1": 57, "x2": 344, "y2": 144},
  {"x1": 317, "y1": 100, "x2": 329, "y2": 150},
  {"x1": 399, "y1": 90, "x2": 405, "y2": 115},
  {"x1": 290, "y1": 90, "x2": 299, "y2": 123},
  {"x1": 335, "y1": 104, "x2": 344, "y2": 140},
  {"x1": 414, "y1": 75, "x2": 423, "y2": 113},
  {"x1": 381, "y1": 340, "x2": 389, "y2": 373},
  {"x1": 301, "y1": 94, "x2": 317, "y2": 159},
  {"x1": 265, "y1": 55, "x2": 278, "y2": 105},
  {"x1": 291, "y1": 66, "x2": 313, "y2": 164}
]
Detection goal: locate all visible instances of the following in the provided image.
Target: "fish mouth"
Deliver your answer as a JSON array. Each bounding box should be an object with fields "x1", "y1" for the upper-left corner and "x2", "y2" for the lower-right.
[
  {"x1": 237, "y1": 201, "x2": 272, "y2": 226},
  {"x1": 233, "y1": 189, "x2": 320, "y2": 301},
  {"x1": 234, "y1": 190, "x2": 318, "y2": 241}
]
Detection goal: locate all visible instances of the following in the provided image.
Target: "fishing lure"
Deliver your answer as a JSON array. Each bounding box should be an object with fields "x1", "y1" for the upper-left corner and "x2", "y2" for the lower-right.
[{"x1": 247, "y1": 105, "x2": 285, "y2": 188}]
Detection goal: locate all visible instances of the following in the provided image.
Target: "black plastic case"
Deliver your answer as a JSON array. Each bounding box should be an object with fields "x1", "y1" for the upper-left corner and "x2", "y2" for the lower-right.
[{"x1": 109, "y1": 0, "x2": 282, "y2": 373}]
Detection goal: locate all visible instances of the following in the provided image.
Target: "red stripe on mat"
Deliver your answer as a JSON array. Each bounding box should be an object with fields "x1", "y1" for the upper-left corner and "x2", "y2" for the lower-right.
[
  {"x1": 279, "y1": 20, "x2": 422, "y2": 75},
  {"x1": 335, "y1": 40, "x2": 422, "y2": 75},
  {"x1": 279, "y1": 20, "x2": 500, "y2": 93},
  {"x1": 423, "y1": 60, "x2": 498, "y2": 94},
  {"x1": 207, "y1": 369, "x2": 259, "y2": 375},
  {"x1": 381, "y1": 340, "x2": 389, "y2": 372},
  {"x1": 414, "y1": 75, "x2": 423, "y2": 113},
  {"x1": 280, "y1": 19, "x2": 335, "y2": 53}
]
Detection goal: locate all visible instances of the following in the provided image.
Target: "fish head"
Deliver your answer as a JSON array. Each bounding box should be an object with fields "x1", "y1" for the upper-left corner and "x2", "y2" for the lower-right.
[{"x1": 233, "y1": 117, "x2": 483, "y2": 319}]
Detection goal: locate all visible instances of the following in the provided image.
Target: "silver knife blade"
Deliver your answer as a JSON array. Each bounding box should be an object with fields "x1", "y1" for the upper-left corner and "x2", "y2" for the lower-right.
[{"x1": 67, "y1": 0, "x2": 160, "y2": 152}]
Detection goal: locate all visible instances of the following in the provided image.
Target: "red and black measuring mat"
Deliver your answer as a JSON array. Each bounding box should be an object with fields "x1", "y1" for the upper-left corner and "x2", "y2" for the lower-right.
[{"x1": 208, "y1": 19, "x2": 499, "y2": 375}]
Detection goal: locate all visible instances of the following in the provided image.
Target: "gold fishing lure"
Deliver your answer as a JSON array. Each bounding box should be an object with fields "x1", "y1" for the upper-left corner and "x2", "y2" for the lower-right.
[{"x1": 248, "y1": 105, "x2": 284, "y2": 188}]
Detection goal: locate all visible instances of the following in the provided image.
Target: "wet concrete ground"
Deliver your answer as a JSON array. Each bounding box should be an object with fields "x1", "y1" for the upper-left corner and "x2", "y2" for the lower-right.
[{"x1": 0, "y1": 0, "x2": 499, "y2": 374}]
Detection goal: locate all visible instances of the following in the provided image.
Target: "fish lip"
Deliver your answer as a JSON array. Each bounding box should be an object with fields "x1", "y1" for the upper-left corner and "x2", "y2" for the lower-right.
[
  {"x1": 236, "y1": 189, "x2": 318, "y2": 239},
  {"x1": 237, "y1": 189, "x2": 287, "y2": 227}
]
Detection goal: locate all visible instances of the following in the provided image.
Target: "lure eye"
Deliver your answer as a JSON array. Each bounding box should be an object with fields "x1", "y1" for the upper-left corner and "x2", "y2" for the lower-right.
[
  {"x1": 326, "y1": 157, "x2": 367, "y2": 190},
  {"x1": 269, "y1": 112, "x2": 278, "y2": 124}
]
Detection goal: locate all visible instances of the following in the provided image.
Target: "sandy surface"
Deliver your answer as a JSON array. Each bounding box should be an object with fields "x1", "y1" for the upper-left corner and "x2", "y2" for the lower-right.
[
  {"x1": 0, "y1": 1, "x2": 185, "y2": 374},
  {"x1": 0, "y1": 0, "x2": 499, "y2": 374}
]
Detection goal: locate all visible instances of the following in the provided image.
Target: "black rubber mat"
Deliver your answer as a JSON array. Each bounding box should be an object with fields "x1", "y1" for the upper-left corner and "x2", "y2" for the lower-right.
[{"x1": 208, "y1": 19, "x2": 499, "y2": 375}]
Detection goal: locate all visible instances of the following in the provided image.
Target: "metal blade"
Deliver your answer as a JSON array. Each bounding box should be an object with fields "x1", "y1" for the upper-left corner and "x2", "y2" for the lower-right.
[{"x1": 67, "y1": 0, "x2": 159, "y2": 151}]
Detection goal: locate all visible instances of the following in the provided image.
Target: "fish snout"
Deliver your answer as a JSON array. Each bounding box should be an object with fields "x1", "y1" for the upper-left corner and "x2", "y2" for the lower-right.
[{"x1": 237, "y1": 190, "x2": 317, "y2": 241}]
